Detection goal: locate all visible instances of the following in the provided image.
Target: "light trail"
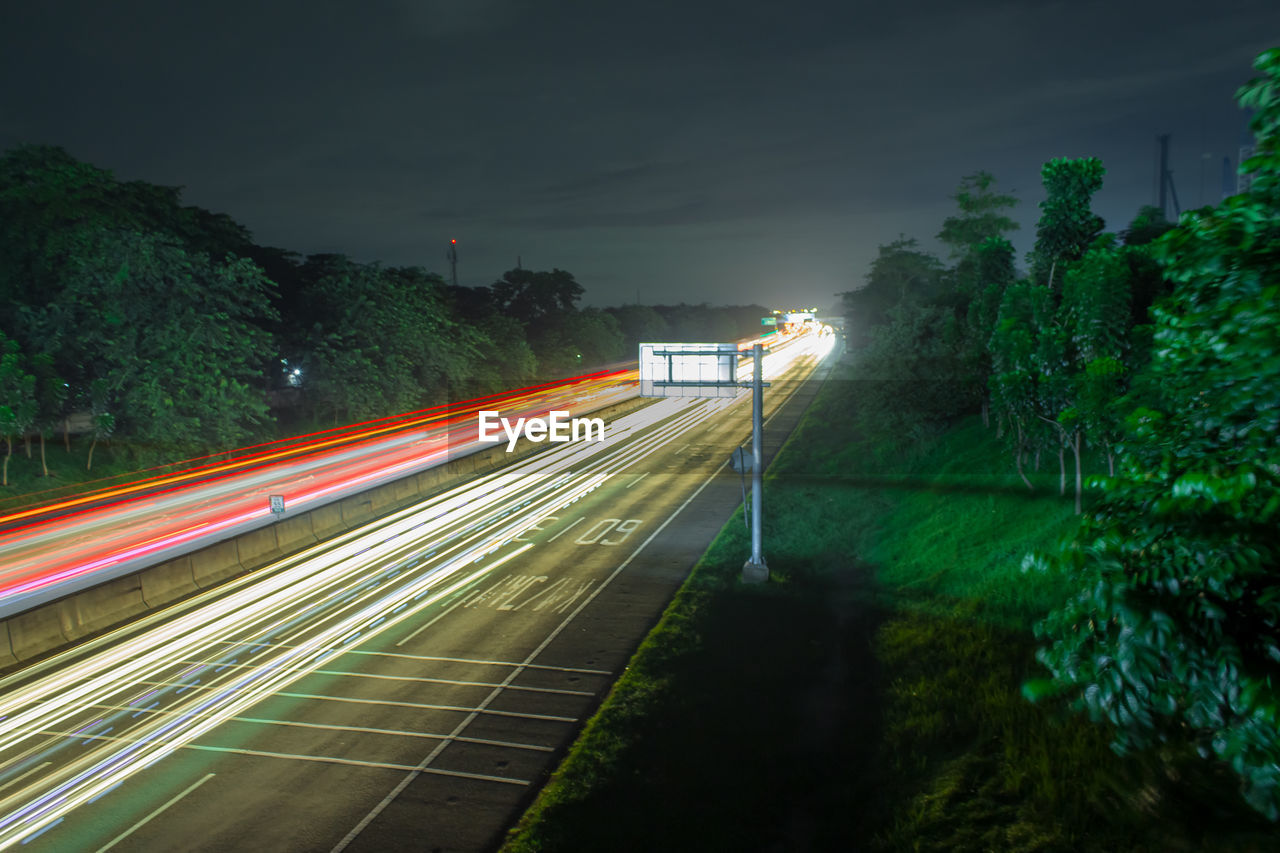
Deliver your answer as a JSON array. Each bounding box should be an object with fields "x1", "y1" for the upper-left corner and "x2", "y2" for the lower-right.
[
  {"x1": 0, "y1": 397, "x2": 734, "y2": 845},
  {"x1": 0, "y1": 370, "x2": 629, "y2": 529},
  {"x1": 0, "y1": 326, "x2": 833, "y2": 848},
  {"x1": 0, "y1": 327, "x2": 832, "y2": 614},
  {"x1": 0, "y1": 370, "x2": 638, "y2": 615}
]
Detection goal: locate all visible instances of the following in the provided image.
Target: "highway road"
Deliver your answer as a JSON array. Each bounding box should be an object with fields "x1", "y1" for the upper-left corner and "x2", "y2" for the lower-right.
[{"x1": 0, "y1": 329, "x2": 834, "y2": 852}]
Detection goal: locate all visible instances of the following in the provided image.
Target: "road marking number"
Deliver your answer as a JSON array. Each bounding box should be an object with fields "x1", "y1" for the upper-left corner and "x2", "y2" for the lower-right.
[{"x1": 574, "y1": 519, "x2": 642, "y2": 546}]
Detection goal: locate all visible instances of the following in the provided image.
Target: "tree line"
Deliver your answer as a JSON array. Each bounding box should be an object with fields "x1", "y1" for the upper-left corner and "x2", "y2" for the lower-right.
[
  {"x1": 841, "y1": 47, "x2": 1280, "y2": 819},
  {"x1": 0, "y1": 146, "x2": 765, "y2": 481}
]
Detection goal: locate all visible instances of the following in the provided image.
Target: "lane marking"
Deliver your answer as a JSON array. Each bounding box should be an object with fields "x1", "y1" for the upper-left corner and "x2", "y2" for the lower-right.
[
  {"x1": 116, "y1": 686, "x2": 579, "y2": 722},
  {"x1": 394, "y1": 543, "x2": 534, "y2": 647},
  {"x1": 206, "y1": 642, "x2": 612, "y2": 675},
  {"x1": 333, "y1": 442, "x2": 736, "y2": 853},
  {"x1": 89, "y1": 705, "x2": 556, "y2": 752},
  {"x1": 31, "y1": 731, "x2": 529, "y2": 785},
  {"x1": 625, "y1": 472, "x2": 649, "y2": 489},
  {"x1": 545, "y1": 516, "x2": 585, "y2": 542},
  {"x1": 180, "y1": 746, "x2": 529, "y2": 784},
  {"x1": 166, "y1": 659, "x2": 594, "y2": 697},
  {"x1": 95, "y1": 772, "x2": 215, "y2": 853},
  {"x1": 274, "y1": 692, "x2": 578, "y2": 722}
]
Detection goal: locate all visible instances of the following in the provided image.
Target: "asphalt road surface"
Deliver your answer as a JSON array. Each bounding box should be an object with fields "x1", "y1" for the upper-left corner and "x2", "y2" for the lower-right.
[{"x1": 0, "y1": 333, "x2": 833, "y2": 852}]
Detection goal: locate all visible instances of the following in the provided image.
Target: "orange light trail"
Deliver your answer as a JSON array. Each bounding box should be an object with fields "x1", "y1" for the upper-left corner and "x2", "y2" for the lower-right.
[
  {"x1": 0, "y1": 368, "x2": 637, "y2": 610},
  {"x1": 0, "y1": 369, "x2": 631, "y2": 533}
]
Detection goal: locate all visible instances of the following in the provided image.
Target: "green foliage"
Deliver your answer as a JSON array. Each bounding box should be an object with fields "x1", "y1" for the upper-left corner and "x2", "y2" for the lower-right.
[
  {"x1": 967, "y1": 236, "x2": 1017, "y2": 340},
  {"x1": 470, "y1": 315, "x2": 538, "y2": 391},
  {"x1": 293, "y1": 255, "x2": 477, "y2": 422},
  {"x1": 850, "y1": 300, "x2": 976, "y2": 446},
  {"x1": 989, "y1": 278, "x2": 1053, "y2": 481},
  {"x1": 43, "y1": 229, "x2": 278, "y2": 455},
  {"x1": 530, "y1": 308, "x2": 624, "y2": 374},
  {"x1": 1031, "y1": 157, "x2": 1106, "y2": 288},
  {"x1": 1121, "y1": 205, "x2": 1175, "y2": 247},
  {"x1": 0, "y1": 334, "x2": 37, "y2": 485},
  {"x1": 490, "y1": 267, "x2": 584, "y2": 324},
  {"x1": 841, "y1": 236, "x2": 944, "y2": 350},
  {"x1": 1057, "y1": 240, "x2": 1137, "y2": 473},
  {"x1": 1239, "y1": 48, "x2": 1280, "y2": 196},
  {"x1": 604, "y1": 304, "x2": 671, "y2": 355},
  {"x1": 1031, "y1": 46, "x2": 1280, "y2": 820},
  {"x1": 937, "y1": 170, "x2": 1021, "y2": 262},
  {"x1": 956, "y1": 235, "x2": 1018, "y2": 421}
]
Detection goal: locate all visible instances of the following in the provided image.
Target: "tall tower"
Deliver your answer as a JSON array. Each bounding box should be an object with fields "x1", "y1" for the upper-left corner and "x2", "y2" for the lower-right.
[
  {"x1": 1156, "y1": 134, "x2": 1181, "y2": 219},
  {"x1": 447, "y1": 239, "x2": 458, "y2": 288}
]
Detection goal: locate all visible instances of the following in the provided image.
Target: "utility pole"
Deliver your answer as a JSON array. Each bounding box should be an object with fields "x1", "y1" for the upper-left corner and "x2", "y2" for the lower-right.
[
  {"x1": 447, "y1": 239, "x2": 458, "y2": 288},
  {"x1": 742, "y1": 343, "x2": 768, "y2": 583}
]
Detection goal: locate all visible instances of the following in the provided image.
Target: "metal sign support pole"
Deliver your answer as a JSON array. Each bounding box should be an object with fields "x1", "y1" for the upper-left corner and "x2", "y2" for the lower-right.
[{"x1": 742, "y1": 343, "x2": 768, "y2": 583}]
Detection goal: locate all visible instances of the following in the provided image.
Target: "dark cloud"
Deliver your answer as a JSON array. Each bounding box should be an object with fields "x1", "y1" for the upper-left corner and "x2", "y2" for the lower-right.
[{"x1": 1, "y1": 0, "x2": 1275, "y2": 307}]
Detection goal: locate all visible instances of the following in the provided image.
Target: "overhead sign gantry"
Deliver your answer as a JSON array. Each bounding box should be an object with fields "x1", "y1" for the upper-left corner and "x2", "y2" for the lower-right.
[{"x1": 638, "y1": 341, "x2": 770, "y2": 583}]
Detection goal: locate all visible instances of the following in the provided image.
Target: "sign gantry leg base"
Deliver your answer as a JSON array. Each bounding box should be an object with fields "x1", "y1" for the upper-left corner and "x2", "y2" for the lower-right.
[{"x1": 741, "y1": 559, "x2": 768, "y2": 584}]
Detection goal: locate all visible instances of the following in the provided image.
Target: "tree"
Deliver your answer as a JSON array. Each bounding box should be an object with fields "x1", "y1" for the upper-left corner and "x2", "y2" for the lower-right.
[
  {"x1": 937, "y1": 170, "x2": 1021, "y2": 264},
  {"x1": 28, "y1": 352, "x2": 65, "y2": 477},
  {"x1": 0, "y1": 334, "x2": 36, "y2": 486},
  {"x1": 490, "y1": 268, "x2": 584, "y2": 325},
  {"x1": 530, "y1": 309, "x2": 624, "y2": 374},
  {"x1": 1120, "y1": 204, "x2": 1176, "y2": 247},
  {"x1": 841, "y1": 237, "x2": 943, "y2": 350},
  {"x1": 471, "y1": 315, "x2": 538, "y2": 392},
  {"x1": 605, "y1": 305, "x2": 671, "y2": 355},
  {"x1": 293, "y1": 256, "x2": 481, "y2": 422},
  {"x1": 41, "y1": 228, "x2": 278, "y2": 458},
  {"x1": 1030, "y1": 157, "x2": 1106, "y2": 289},
  {"x1": 1029, "y1": 48, "x2": 1280, "y2": 819},
  {"x1": 960, "y1": 236, "x2": 1018, "y2": 426},
  {"x1": 1058, "y1": 237, "x2": 1134, "y2": 488},
  {"x1": 849, "y1": 298, "x2": 973, "y2": 446},
  {"x1": 989, "y1": 279, "x2": 1053, "y2": 489}
]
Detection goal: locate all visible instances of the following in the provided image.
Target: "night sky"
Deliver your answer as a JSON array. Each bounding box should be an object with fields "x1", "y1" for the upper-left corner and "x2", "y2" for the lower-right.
[{"x1": 2, "y1": 1, "x2": 1276, "y2": 310}]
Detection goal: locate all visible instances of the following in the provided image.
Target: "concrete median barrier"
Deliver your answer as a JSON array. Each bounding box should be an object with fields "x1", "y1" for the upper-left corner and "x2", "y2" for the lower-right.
[
  {"x1": 309, "y1": 502, "x2": 346, "y2": 541},
  {"x1": 190, "y1": 540, "x2": 246, "y2": 589},
  {"x1": 8, "y1": 605, "x2": 71, "y2": 663},
  {"x1": 340, "y1": 495, "x2": 375, "y2": 527},
  {"x1": 367, "y1": 482, "x2": 397, "y2": 515},
  {"x1": 140, "y1": 555, "x2": 198, "y2": 609},
  {"x1": 389, "y1": 476, "x2": 418, "y2": 504},
  {"x1": 0, "y1": 621, "x2": 16, "y2": 669},
  {"x1": 236, "y1": 525, "x2": 283, "y2": 571},
  {"x1": 273, "y1": 514, "x2": 318, "y2": 555},
  {"x1": 63, "y1": 575, "x2": 147, "y2": 641}
]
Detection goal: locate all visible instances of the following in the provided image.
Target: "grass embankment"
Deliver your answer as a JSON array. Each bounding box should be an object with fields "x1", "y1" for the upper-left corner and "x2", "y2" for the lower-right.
[{"x1": 500, "y1": 365, "x2": 1279, "y2": 852}]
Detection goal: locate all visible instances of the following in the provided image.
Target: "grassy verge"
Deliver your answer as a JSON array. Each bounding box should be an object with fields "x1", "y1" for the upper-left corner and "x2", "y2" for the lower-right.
[{"x1": 500, "y1": 365, "x2": 1279, "y2": 851}]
